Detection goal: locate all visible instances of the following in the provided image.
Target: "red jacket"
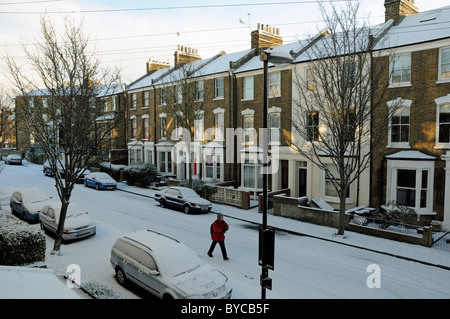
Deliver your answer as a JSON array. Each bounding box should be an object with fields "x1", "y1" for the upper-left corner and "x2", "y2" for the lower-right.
[{"x1": 211, "y1": 219, "x2": 229, "y2": 241}]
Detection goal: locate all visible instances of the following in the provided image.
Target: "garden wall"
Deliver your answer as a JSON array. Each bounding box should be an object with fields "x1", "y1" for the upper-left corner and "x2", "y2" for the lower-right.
[{"x1": 272, "y1": 195, "x2": 433, "y2": 247}]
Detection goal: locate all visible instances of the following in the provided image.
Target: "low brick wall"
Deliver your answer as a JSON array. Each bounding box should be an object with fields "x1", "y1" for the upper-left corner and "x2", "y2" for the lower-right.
[
  {"x1": 272, "y1": 195, "x2": 433, "y2": 247},
  {"x1": 210, "y1": 186, "x2": 251, "y2": 210},
  {"x1": 273, "y1": 195, "x2": 349, "y2": 228}
]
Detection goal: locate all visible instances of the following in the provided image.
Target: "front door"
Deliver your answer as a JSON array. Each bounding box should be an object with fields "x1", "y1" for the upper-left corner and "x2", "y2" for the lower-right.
[{"x1": 298, "y1": 167, "x2": 307, "y2": 197}]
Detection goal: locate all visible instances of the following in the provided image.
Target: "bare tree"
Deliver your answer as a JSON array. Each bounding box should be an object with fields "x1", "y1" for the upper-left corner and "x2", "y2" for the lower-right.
[
  {"x1": 289, "y1": 1, "x2": 400, "y2": 235},
  {"x1": 0, "y1": 88, "x2": 16, "y2": 148},
  {"x1": 160, "y1": 61, "x2": 213, "y2": 188},
  {"x1": 5, "y1": 15, "x2": 121, "y2": 253}
]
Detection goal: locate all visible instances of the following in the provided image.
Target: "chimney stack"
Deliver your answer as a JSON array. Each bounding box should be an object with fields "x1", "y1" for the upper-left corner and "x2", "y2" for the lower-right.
[
  {"x1": 174, "y1": 45, "x2": 201, "y2": 67},
  {"x1": 146, "y1": 59, "x2": 170, "y2": 75},
  {"x1": 251, "y1": 23, "x2": 283, "y2": 50},
  {"x1": 384, "y1": 0, "x2": 419, "y2": 25}
]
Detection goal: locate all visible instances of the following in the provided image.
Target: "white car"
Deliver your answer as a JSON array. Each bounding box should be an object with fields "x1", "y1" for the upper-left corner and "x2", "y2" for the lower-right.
[
  {"x1": 39, "y1": 202, "x2": 96, "y2": 241},
  {"x1": 110, "y1": 230, "x2": 232, "y2": 299},
  {"x1": 5, "y1": 154, "x2": 22, "y2": 165}
]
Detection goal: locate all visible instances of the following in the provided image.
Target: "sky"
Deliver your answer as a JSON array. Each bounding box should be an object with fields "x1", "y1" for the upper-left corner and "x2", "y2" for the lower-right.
[{"x1": 0, "y1": 0, "x2": 449, "y2": 95}]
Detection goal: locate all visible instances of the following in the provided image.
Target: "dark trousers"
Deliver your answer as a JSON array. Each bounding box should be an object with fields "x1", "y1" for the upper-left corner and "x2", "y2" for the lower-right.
[{"x1": 208, "y1": 240, "x2": 228, "y2": 259}]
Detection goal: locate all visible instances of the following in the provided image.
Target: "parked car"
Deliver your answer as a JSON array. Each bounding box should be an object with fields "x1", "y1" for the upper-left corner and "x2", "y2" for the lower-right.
[
  {"x1": 110, "y1": 229, "x2": 232, "y2": 299},
  {"x1": 155, "y1": 186, "x2": 212, "y2": 214},
  {"x1": 5, "y1": 154, "x2": 22, "y2": 165},
  {"x1": 84, "y1": 172, "x2": 117, "y2": 190},
  {"x1": 43, "y1": 160, "x2": 64, "y2": 177},
  {"x1": 76, "y1": 169, "x2": 91, "y2": 184},
  {"x1": 10, "y1": 188, "x2": 52, "y2": 222},
  {"x1": 39, "y1": 202, "x2": 96, "y2": 241}
]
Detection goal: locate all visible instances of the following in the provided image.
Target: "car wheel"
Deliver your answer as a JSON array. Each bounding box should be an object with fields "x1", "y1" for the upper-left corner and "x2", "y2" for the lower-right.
[
  {"x1": 84, "y1": 180, "x2": 88, "y2": 187},
  {"x1": 115, "y1": 267, "x2": 127, "y2": 285},
  {"x1": 40, "y1": 222, "x2": 46, "y2": 233},
  {"x1": 183, "y1": 204, "x2": 191, "y2": 214},
  {"x1": 22, "y1": 212, "x2": 28, "y2": 222},
  {"x1": 160, "y1": 198, "x2": 166, "y2": 208},
  {"x1": 95, "y1": 183, "x2": 99, "y2": 190}
]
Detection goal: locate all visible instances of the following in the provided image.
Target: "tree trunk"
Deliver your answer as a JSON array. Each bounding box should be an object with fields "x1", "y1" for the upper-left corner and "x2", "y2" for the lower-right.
[
  {"x1": 337, "y1": 186, "x2": 347, "y2": 236},
  {"x1": 52, "y1": 200, "x2": 69, "y2": 253}
]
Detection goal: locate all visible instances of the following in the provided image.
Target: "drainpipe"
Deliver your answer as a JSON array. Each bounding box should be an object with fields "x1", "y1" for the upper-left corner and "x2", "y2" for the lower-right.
[{"x1": 152, "y1": 80, "x2": 157, "y2": 169}]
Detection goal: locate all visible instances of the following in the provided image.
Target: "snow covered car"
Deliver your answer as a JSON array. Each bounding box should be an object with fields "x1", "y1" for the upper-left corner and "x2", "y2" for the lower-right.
[
  {"x1": 84, "y1": 172, "x2": 117, "y2": 190},
  {"x1": 155, "y1": 186, "x2": 212, "y2": 214},
  {"x1": 110, "y1": 229, "x2": 232, "y2": 299},
  {"x1": 10, "y1": 188, "x2": 52, "y2": 222},
  {"x1": 43, "y1": 160, "x2": 65, "y2": 177},
  {"x1": 39, "y1": 202, "x2": 96, "y2": 241},
  {"x1": 5, "y1": 154, "x2": 22, "y2": 165}
]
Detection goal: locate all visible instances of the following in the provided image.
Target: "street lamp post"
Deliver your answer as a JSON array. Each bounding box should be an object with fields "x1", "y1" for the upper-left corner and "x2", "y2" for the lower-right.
[{"x1": 259, "y1": 47, "x2": 293, "y2": 299}]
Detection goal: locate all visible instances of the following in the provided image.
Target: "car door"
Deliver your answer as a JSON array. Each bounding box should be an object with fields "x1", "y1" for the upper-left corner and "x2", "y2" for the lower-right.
[
  {"x1": 171, "y1": 189, "x2": 184, "y2": 209},
  {"x1": 137, "y1": 250, "x2": 165, "y2": 296},
  {"x1": 164, "y1": 189, "x2": 177, "y2": 208},
  {"x1": 10, "y1": 192, "x2": 23, "y2": 214},
  {"x1": 42, "y1": 207, "x2": 57, "y2": 234}
]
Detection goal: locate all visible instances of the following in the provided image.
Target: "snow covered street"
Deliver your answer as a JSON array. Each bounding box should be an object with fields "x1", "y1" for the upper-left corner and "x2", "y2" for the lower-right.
[{"x1": 1, "y1": 161, "x2": 450, "y2": 299}]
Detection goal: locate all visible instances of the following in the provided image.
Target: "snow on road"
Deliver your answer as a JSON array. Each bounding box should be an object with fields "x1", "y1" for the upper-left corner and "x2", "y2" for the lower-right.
[{"x1": 1, "y1": 161, "x2": 450, "y2": 299}]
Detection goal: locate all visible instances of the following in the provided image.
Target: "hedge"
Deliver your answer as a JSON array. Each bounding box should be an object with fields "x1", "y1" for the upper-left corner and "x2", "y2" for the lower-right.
[{"x1": 0, "y1": 212, "x2": 46, "y2": 266}]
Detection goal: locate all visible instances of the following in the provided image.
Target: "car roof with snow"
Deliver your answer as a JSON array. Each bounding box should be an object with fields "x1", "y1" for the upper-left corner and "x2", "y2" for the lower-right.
[
  {"x1": 121, "y1": 230, "x2": 202, "y2": 277},
  {"x1": 14, "y1": 188, "x2": 50, "y2": 203}
]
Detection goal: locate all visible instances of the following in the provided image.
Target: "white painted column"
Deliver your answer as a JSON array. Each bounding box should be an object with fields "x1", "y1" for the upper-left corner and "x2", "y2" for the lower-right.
[{"x1": 442, "y1": 151, "x2": 450, "y2": 231}]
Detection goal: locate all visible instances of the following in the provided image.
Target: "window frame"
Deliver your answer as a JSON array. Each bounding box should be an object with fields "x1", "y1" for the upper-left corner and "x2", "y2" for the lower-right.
[
  {"x1": 214, "y1": 78, "x2": 224, "y2": 99},
  {"x1": 438, "y1": 47, "x2": 450, "y2": 82},
  {"x1": 268, "y1": 71, "x2": 281, "y2": 97},
  {"x1": 390, "y1": 53, "x2": 412, "y2": 86},
  {"x1": 242, "y1": 76, "x2": 254, "y2": 100}
]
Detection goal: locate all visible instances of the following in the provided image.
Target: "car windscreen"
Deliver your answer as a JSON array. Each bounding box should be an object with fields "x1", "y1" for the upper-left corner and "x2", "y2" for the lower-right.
[
  {"x1": 179, "y1": 188, "x2": 199, "y2": 198},
  {"x1": 156, "y1": 244, "x2": 204, "y2": 277}
]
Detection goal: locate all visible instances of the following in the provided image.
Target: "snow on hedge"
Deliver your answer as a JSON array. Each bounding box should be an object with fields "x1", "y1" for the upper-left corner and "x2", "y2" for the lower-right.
[{"x1": 0, "y1": 210, "x2": 46, "y2": 265}]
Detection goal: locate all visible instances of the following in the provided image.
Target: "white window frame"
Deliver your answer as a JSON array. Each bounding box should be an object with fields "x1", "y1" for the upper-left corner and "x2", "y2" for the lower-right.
[
  {"x1": 214, "y1": 78, "x2": 224, "y2": 99},
  {"x1": 323, "y1": 163, "x2": 351, "y2": 203},
  {"x1": 143, "y1": 115, "x2": 150, "y2": 140},
  {"x1": 387, "y1": 98, "x2": 412, "y2": 149},
  {"x1": 143, "y1": 91, "x2": 150, "y2": 108},
  {"x1": 438, "y1": 47, "x2": 450, "y2": 83},
  {"x1": 390, "y1": 53, "x2": 412, "y2": 87},
  {"x1": 213, "y1": 107, "x2": 225, "y2": 141},
  {"x1": 194, "y1": 110, "x2": 204, "y2": 141},
  {"x1": 243, "y1": 76, "x2": 254, "y2": 100},
  {"x1": 242, "y1": 159, "x2": 263, "y2": 189},
  {"x1": 159, "y1": 113, "x2": 167, "y2": 139},
  {"x1": 386, "y1": 159, "x2": 434, "y2": 212},
  {"x1": 242, "y1": 108, "x2": 255, "y2": 145},
  {"x1": 160, "y1": 87, "x2": 167, "y2": 105},
  {"x1": 131, "y1": 93, "x2": 137, "y2": 109},
  {"x1": 268, "y1": 71, "x2": 281, "y2": 97},
  {"x1": 268, "y1": 106, "x2": 281, "y2": 145},
  {"x1": 195, "y1": 81, "x2": 204, "y2": 101},
  {"x1": 435, "y1": 94, "x2": 450, "y2": 149},
  {"x1": 130, "y1": 116, "x2": 137, "y2": 140}
]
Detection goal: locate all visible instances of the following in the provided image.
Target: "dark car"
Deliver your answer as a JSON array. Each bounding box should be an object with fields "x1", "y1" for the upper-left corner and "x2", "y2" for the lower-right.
[
  {"x1": 155, "y1": 186, "x2": 212, "y2": 214},
  {"x1": 10, "y1": 188, "x2": 52, "y2": 222}
]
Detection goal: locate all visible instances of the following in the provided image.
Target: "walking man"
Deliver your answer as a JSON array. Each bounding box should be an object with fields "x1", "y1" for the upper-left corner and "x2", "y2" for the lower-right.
[{"x1": 208, "y1": 213, "x2": 229, "y2": 260}]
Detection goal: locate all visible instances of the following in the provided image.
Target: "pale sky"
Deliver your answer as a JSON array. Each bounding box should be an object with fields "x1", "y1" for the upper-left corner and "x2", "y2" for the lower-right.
[{"x1": 1, "y1": 0, "x2": 449, "y2": 93}]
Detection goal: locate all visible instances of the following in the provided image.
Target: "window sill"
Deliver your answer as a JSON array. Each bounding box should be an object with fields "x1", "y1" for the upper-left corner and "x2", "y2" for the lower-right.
[
  {"x1": 387, "y1": 143, "x2": 410, "y2": 149},
  {"x1": 436, "y1": 79, "x2": 450, "y2": 85},
  {"x1": 434, "y1": 144, "x2": 450, "y2": 150},
  {"x1": 213, "y1": 96, "x2": 224, "y2": 101},
  {"x1": 269, "y1": 94, "x2": 282, "y2": 99},
  {"x1": 241, "y1": 98, "x2": 254, "y2": 102},
  {"x1": 388, "y1": 83, "x2": 412, "y2": 88}
]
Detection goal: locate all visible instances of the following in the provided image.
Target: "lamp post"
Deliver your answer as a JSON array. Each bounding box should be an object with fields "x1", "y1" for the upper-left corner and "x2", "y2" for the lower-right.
[{"x1": 259, "y1": 47, "x2": 293, "y2": 299}]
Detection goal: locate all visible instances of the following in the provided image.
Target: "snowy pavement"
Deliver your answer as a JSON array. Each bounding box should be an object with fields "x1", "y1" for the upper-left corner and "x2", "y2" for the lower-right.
[{"x1": 1, "y1": 161, "x2": 450, "y2": 299}]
